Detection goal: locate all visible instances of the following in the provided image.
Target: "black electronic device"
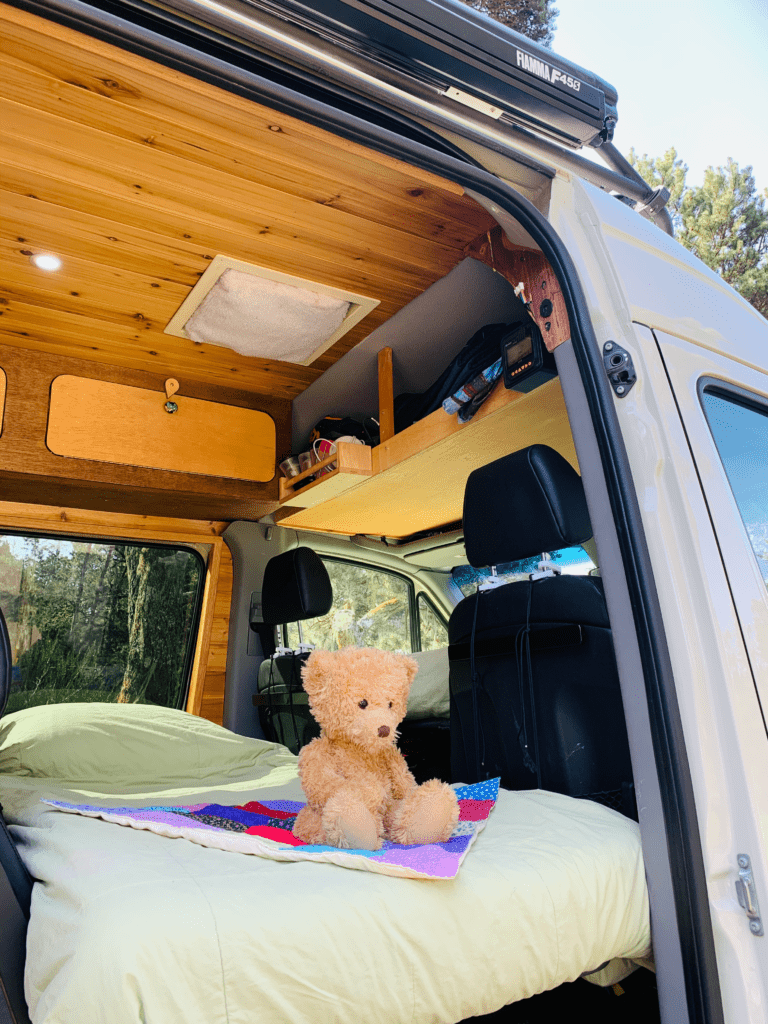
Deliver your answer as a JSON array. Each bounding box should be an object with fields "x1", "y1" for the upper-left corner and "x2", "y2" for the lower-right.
[{"x1": 501, "y1": 322, "x2": 557, "y2": 393}]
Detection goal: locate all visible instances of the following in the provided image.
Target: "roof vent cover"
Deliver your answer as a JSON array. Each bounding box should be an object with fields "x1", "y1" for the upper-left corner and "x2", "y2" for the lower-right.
[{"x1": 165, "y1": 255, "x2": 379, "y2": 365}]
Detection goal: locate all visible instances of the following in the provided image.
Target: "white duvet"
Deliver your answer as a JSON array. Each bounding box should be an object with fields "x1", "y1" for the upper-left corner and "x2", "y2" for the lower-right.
[{"x1": 0, "y1": 704, "x2": 652, "y2": 1024}]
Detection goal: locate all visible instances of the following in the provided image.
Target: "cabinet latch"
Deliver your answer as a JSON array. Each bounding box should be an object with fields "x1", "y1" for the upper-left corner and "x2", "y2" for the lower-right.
[{"x1": 736, "y1": 854, "x2": 764, "y2": 936}]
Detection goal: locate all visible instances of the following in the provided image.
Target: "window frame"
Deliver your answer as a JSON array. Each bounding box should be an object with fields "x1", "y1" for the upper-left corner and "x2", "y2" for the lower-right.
[
  {"x1": 0, "y1": 528, "x2": 206, "y2": 712},
  {"x1": 698, "y1": 376, "x2": 768, "y2": 581}
]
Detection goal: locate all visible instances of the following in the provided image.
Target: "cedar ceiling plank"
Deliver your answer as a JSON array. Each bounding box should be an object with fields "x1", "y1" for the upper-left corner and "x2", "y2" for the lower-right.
[
  {"x1": 0, "y1": 242, "x2": 401, "y2": 339},
  {"x1": 1, "y1": 105, "x2": 466, "y2": 275},
  {"x1": 0, "y1": 3, "x2": 466, "y2": 198},
  {"x1": 0, "y1": 299, "x2": 321, "y2": 399},
  {"x1": 0, "y1": 165, "x2": 450, "y2": 301},
  {"x1": 0, "y1": 256, "x2": 190, "y2": 327},
  {"x1": 0, "y1": 61, "x2": 488, "y2": 245},
  {"x1": 0, "y1": 189, "x2": 437, "y2": 305}
]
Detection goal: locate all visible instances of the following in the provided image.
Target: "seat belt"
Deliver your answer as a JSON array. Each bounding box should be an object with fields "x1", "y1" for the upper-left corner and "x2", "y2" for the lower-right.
[{"x1": 0, "y1": 809, "x2": 32, "y2": 1024}]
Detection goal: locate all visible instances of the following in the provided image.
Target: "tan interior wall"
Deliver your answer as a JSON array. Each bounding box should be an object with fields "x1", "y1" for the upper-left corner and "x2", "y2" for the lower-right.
[{"x1": 0, "y1": 501, "x2": 231, "y2": 722}]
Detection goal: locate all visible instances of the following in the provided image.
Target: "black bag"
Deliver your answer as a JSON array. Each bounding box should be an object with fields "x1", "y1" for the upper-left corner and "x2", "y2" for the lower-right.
[
  {"x1": 254, "y1": 652, "x2": 320, "y2": 755},
  {"x1": 393, "y1": 313, "x2": 527, "y2": 433}
]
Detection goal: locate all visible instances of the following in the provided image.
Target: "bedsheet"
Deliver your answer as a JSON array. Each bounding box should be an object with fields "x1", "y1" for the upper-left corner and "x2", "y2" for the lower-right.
[{"x1": 0, "y1": 762, "x2": 651, "y2": 1024}]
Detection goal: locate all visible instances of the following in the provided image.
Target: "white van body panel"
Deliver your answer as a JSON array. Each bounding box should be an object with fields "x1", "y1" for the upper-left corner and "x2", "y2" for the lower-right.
[{"x1": 548, "y1": 176, "x2": 768, "y2": 1024}]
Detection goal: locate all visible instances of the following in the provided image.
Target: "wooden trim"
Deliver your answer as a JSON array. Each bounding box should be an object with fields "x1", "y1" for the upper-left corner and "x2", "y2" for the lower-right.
[
  {"x1": 0, "y1": 366, "x2": 5, "y2": 436},
  {"x1": 0, "y1": 499, "x2": 227, "y2": 541},
  {"x1": 186, "y1": 539, "x2": 223, "y2": 718},
  {"x1": 464, "y1": 228, "x2": 571, "y2": 352},
  {"x1": 378, "y1": 347, "x2": 395, "y2": 444},
  {"x1": 198, "y1": 542, "x2": 232, "y2": 726}
]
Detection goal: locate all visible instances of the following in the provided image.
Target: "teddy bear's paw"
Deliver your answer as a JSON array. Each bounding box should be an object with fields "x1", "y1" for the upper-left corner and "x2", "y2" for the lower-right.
[
  {"x1": 292, "y1": 805, "x2": 325, "y2": 844},
  {"x1": 387, "y1": 779, "x2": 459, "y2": 846},
  {"x1": 323, "y1": 796, "x2": 383, "y2": 851}
]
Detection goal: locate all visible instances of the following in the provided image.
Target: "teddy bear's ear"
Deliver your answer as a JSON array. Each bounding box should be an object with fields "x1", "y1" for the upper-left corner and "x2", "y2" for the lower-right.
[
  {"x1": 401, "y1": 655, "x2": 419, "y2": 689},
  {"x1": 301, "y1": 649, "x2": 334, "y2": 696}
]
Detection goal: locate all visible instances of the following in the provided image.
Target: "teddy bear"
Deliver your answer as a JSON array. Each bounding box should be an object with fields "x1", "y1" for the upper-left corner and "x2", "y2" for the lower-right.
[{"x1": 292, "y1": 647, "x2": 459, "y2": 851}]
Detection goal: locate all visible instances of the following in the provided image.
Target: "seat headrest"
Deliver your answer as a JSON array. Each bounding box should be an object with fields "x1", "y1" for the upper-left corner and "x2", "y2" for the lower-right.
[
  {"x1": 261, "y1": 547, "x2": 333, "y2": 626},
  {"x1": 0, "y1": 606, "x2": 11, "y2": 719},
  {"x1": 463, "y1": 444, "x2": 592, "y2": 568}
]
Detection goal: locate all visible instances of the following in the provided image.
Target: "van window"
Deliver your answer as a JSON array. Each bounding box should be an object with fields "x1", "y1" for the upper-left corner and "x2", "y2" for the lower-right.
[
  {"x1": 417, "y1": 593, "x2": 449, "y2": 650},
  {"x1": 701, "y1": 387, "x2": 768, "y2": 585},
  {"x1": 284, "y1": 558, "x2": 413, "y2": 652},
  {"x1": 452, "y1": 546, "x2": 596, "y2": 597},
  {"x1": 0, "y1": 534, "x2": 205, "y2": 714}
]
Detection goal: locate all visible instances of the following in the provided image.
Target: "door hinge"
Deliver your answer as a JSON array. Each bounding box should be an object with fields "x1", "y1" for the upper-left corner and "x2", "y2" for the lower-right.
[
  {"x1": 736, "y1": 854, "x2": 764, "y2": 936},
  {"x1": 603, "y1": 342, "x2": 636, "y2": 397}
]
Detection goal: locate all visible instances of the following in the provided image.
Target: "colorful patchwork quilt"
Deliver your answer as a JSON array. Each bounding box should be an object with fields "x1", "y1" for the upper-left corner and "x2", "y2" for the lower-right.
[{"x1": 44, "y1": 778, "x2": 500, "y2": 880}]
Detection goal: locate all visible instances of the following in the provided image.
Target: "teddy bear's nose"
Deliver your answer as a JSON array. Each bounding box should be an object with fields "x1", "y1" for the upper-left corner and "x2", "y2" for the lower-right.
[{"x1": 378, "y1": 725, "x2": 390, "y2": 738}]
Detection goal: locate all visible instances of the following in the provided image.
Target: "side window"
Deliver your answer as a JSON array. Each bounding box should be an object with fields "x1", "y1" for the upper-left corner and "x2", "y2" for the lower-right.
[
  {"x1": 451, "y1": 545, "x2": 596, "y2": 597},
  {"x1": 701, "y1": 387, "x2": 768, "y2": 586},
  {"x1": 285, "y1": 558, "x2": 413, "y2": 653},
  {"x1": 418, "y1": 593, "x2": 448, "y2": 650},
  {"x1": 0, "y1": 534, "x2": 204, "y2": 715}
]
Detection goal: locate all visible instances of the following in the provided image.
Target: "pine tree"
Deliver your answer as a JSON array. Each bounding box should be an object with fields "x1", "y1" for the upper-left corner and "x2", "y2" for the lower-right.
[
  {"x1": 457, "y1": 1, "x2": 558, "y2": 47},
  {"x1": 679, "y1": 161, "x2": 768, "y2": 318},
  {"x1": 629, "y1": 150, "x2": 768, "y2": 319}
]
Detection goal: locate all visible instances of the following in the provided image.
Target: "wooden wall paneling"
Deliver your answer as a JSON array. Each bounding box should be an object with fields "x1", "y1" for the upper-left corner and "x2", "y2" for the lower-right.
[
  {"x1": 0, "y1": 343, "x2": 290, "y2": 520},
  {"x1": 198, "y1": 542, "x2": 233, "y2": 726},
  {"x1": 0, "y1": 3, "x2": 496, "y2": 398},
  {"x1": 186, "y1": 538, "x2": 222, "y2": 717}
]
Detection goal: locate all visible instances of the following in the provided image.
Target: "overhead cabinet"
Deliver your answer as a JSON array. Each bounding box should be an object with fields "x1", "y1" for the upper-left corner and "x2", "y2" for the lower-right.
[{"x1": 47, "y1": 376, "x2": 276, "y2": 482}]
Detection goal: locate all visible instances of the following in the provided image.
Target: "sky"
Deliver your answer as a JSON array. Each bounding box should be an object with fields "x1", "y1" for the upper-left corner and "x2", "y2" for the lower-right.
[{"x1": 551, "y1": 0, "x2": 767, "y2": 193}]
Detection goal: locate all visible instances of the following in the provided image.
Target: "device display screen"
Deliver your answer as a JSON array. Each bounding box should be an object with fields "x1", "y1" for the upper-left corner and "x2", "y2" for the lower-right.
[{"x1": 504, "y1": 335, "x2": 533, "y2": 366}]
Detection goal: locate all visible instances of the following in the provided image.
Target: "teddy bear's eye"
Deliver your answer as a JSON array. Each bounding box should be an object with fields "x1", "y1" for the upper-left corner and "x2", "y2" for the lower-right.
[
  {"x1": 358, "y1": 699, "x2": 368, "y2": 709},
  {"x1": 388, "y1": 701, "x2": 393, "y2": 708}
]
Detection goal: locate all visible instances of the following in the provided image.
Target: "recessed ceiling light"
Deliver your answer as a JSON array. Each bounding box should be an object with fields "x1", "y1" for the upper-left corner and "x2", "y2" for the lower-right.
[{"x1": 30, "y1": 254, "x2": 62, "y2": 272}]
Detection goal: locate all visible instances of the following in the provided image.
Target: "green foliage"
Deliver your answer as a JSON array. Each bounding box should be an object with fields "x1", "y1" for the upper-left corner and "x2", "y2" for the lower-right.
[
  {"x1": 457, "y1": 0, "x2": 558, "y2": 47},
  {"x1": 628, "y1": 149, "x2": 768, "y2": 318}
]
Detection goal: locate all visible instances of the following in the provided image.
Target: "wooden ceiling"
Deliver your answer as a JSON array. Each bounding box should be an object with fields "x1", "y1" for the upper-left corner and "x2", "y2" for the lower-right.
[{"x1": 0, "y1": 3, "x2": 496, "y2": 402}]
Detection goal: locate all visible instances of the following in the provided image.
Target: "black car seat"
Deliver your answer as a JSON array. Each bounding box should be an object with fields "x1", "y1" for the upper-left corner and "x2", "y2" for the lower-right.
[
  {"x1": 0, "y1": 605, "x2": 35, "y2": 1023},
  {"x1": 448, "y1": 444, "x2": 636, "y2": 818},
  {"x1": 252, "y1": 547, "x2": 333, "y2": 754}
]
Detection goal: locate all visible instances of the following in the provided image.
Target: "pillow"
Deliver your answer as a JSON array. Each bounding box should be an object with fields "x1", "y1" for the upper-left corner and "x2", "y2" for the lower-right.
[
  {"x1": 0, "y1": 702, "x2": 296, "y2": 783},
  {"x1": 406, "y1": 648, "x2": 450, "y2": 720}
]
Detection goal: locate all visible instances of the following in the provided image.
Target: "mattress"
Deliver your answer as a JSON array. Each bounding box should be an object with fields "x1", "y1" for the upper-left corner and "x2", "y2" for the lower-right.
[{"x1": 0, "y1": 704, "x2": 652, "y2": 1024}]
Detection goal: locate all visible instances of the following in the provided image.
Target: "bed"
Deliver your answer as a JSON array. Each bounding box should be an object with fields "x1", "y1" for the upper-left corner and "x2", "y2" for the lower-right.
[{"x1": 0, "y1": 703, "x2": 652, "y2": 1024}]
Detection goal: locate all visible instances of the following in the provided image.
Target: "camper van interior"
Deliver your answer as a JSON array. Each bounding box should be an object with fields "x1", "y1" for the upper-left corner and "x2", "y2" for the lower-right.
[{"x1": 0, "y1": 3, "x2": 666, "y2": 1022}]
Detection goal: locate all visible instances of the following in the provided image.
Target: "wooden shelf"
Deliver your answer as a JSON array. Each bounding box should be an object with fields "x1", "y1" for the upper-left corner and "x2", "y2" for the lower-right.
[
  {"x1": 277, "y1": 441, "x2": 372, "y2": 508},
  {"x1": 275, "y1": 376, "x2": 578, "y2": 537}
]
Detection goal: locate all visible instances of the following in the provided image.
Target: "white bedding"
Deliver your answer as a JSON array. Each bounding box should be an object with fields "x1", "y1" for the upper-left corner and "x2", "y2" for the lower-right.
[{"x1": 0, "y1": 705, "x2": 652, "y2": 1024}]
